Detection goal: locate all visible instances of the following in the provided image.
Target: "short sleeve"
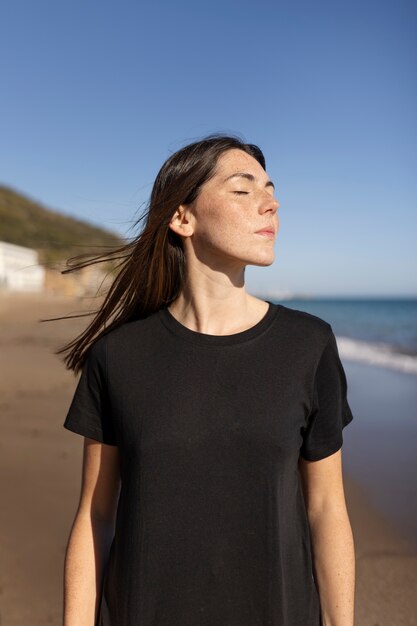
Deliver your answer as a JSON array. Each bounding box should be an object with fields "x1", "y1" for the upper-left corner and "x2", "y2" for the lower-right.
[
  {"x1": 300, "y1": 329, "x2": 354, "y2": 461},
  {"x1": 63, "y1": 336, "x2": 117, "y2": 445}
]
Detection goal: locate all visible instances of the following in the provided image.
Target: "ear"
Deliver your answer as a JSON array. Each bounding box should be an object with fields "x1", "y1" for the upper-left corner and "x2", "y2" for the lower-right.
[{"x1": 168, "y1": 204, "x2": 194, "y2": 238}]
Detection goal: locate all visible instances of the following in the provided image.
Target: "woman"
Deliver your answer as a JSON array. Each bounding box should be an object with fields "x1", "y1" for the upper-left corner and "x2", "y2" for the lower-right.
[{"x1": 60, "y1": 134, "x2": 355, "y2": 626}]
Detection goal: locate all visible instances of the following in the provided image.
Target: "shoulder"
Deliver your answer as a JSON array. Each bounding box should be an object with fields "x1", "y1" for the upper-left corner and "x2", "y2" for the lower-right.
[
  {"x1": 91, "y1": 309, "x2": 161, "y2": 353},
  {"x1": 277, "y1": 303, "x2": 331, "y2": 333},
  {"x1": 275, "y1": 303, "x2": 333, "y2": 353}
]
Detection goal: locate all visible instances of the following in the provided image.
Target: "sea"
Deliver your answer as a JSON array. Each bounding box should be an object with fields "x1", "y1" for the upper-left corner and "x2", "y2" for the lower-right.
[{"x1": 267, "y1": 297, "x2": 417, "y2": 376}]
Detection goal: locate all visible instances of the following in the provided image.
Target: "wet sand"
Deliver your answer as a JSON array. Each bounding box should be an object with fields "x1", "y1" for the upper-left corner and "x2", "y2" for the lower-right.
[
  {"x1": 342, "y1": 360, "x2": 417, "y2": 549},
  {"x1": 0, "y1": 292, "x2": 416, "y2": 625}
]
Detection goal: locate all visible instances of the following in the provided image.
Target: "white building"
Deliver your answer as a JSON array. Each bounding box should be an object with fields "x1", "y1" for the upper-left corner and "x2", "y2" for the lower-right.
[{"x1": 0, "y1": 241, "x2": 45, "y2": 292}]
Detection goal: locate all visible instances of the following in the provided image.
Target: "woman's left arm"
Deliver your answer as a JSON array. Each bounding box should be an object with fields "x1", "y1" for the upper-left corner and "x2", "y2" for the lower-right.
[{"x1": 299, "y1": 448, "x2": 355, "y2": 626}]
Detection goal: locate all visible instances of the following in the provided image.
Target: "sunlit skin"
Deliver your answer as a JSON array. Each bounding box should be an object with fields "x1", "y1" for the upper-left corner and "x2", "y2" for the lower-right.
[
  {"x1": 172, "y1": 148, "x2": 279, "y2": 269},
  {"x1": 167, "y1": 148, "x2": 280, "y2": 334}
]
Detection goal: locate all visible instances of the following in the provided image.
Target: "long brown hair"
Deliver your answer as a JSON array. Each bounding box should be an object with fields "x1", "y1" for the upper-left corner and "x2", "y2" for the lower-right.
[{"x1": 47, "y1": 133, "x2": 266, "y2": 374}]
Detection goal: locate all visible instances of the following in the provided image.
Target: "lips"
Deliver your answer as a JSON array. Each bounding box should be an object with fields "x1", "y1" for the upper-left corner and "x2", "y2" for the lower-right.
[{"x1": 255, "y1": 228, "x2": 275, "y2": 235}]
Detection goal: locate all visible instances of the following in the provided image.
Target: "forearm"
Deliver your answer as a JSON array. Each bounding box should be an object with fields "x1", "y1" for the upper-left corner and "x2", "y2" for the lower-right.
[
  {"x1": 63, "y1": 511, "x2": 114, "y2": 626},
  {"x1": 308, "y1": 507, "x2": 355, "y2": 626}
]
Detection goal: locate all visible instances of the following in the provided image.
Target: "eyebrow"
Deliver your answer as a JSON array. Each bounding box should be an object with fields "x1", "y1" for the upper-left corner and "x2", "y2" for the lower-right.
[{"x1": 223, "y1": 172, "x2": 275, "y2": 190}]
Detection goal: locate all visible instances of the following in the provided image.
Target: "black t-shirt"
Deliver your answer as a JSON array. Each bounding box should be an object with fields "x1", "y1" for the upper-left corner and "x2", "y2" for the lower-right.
[{"x1": 63, "y1": 301, "x2": 354, "y2": 626}]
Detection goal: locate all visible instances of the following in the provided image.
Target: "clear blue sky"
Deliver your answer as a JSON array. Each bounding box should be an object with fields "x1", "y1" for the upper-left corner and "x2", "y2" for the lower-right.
[{"x1": 1, "y1": 0, "x2": 416, "y2": 296}]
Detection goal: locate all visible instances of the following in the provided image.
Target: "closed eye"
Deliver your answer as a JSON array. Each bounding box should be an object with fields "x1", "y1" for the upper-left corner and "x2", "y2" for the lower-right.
[{"x1": 232, "y1": 191, "x2": 249, "y2": 195}]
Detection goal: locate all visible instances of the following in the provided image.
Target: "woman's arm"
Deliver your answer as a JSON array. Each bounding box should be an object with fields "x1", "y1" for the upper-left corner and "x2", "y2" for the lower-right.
[
  {"x1": 299, "y1": 449, "x2": 355, "y2": 626},
  {"x1": 63, "y1": 438, "x2": 121, "y2": 626}
]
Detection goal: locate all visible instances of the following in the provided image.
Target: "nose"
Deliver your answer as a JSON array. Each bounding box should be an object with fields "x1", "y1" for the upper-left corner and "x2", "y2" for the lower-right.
[{"x1": 260, "y1": 192, "x2": 279, "y2": 213}]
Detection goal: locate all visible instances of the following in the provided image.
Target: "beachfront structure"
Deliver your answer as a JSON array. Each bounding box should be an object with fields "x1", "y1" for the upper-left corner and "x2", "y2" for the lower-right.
[{"x1": 0, "y1": 241, "x2": 45, "y2": 292}]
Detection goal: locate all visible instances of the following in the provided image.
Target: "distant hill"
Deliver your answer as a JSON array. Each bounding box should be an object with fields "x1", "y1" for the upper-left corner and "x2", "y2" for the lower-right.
[{"x1": 0, "y1": 185, "x2": 125, "y2": 266}]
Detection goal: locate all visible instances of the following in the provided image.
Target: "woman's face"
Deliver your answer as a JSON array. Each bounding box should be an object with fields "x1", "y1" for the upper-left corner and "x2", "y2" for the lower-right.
[{"x1": 171, "y1": 148, "x2": 280, "y2": 269}]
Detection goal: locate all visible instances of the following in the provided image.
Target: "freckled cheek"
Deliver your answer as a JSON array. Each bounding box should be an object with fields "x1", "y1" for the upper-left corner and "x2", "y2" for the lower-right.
[
  {"x1": 195, "y1": 218, "x2": 246, "y2": 252},
  {"x1": 195, "y1": 203, "x2": 228, "y2": 232},
  {"x1": 194, "y1": 201, "x2": 252, "y2": 243}
]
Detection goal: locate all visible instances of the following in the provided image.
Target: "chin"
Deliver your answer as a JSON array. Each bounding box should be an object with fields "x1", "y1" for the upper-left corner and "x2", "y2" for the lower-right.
[{"x1": 246, "y1": 253, "x2": 275, "y2": 267}]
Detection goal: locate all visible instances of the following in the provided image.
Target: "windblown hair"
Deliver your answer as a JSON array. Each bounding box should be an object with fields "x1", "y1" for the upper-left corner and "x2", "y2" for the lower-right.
[{"x1": 47, "y1": 133, "x2": 266, "y2": 374}]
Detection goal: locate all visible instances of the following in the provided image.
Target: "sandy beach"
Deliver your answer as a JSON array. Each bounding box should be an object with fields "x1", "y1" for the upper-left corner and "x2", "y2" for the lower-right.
[{"x1": 0, "y1": 292, "x2": 416, "y2": 626}]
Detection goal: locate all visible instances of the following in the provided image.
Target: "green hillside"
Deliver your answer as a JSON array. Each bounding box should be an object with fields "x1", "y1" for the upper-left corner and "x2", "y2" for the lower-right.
[{"x1": 0, "y1": 185, "x2": 125, "y2": 266}]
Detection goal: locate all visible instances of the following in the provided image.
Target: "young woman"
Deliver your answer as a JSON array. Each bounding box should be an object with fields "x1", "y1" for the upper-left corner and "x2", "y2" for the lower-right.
[{"x1": 60, "y1": 134, "x2": 355, "y2": 626}]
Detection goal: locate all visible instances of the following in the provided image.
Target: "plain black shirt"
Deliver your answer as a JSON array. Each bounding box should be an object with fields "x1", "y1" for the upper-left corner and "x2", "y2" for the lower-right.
[{"x1": 63, "y1": 301, "x2": 354, "y2": 626}]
